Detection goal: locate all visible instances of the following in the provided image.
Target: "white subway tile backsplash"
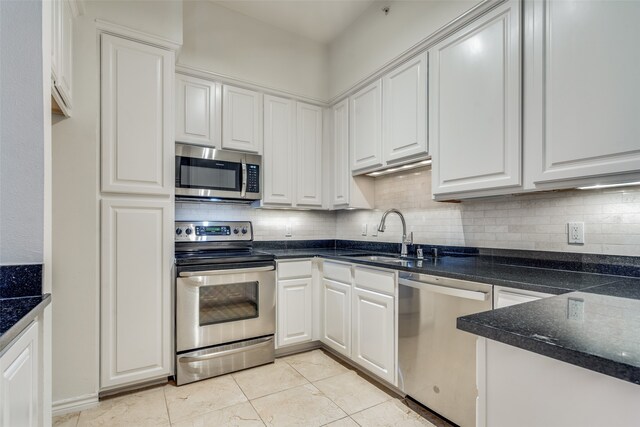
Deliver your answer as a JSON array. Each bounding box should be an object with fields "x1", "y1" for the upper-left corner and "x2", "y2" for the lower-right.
[
  {"x1": 175, "y1": 168, "x2": 640, "y2": 256},
  {"x1": 337, "y1": 168, "x2": 640, "y2": 256}
]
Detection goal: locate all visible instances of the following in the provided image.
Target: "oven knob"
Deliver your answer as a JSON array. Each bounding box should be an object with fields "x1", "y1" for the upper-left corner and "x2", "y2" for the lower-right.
[
  {"x1": 185, "y1": 228, "x2": 193, "y2": 235},
  {"x1": 233, "y1": 228, "x2": 240, "y2": 235},
  {"x1": 241, "y1": 227, "x2": 248, "y2": 234},
  {"x1": 176, "y1": 228, "x2": 182, "y2": 236}
]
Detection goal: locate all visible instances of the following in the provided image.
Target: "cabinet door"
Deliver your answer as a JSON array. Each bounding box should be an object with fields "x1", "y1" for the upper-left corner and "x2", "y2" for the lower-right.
[
  {"x1": 101, "y1": 34, "x2": 174, "y2": 195},
  {"x1": 296, "y1": 102, "x2": 323, "y2": 207},
  {"x1": 57, "y1": 0, "x2": 73, "y2": 108},
  {"x1": 430, "y1": 0, "x2": 521, "y2": 196},
  {"x1": 494, "y1": 287, "x2": 552, "y2": 309},
  {"x1": 527, "y1": 0, "x2": 640, "y2": 185},
  {"x1": 321, "y1": 279, "x2": 351, "y2": 357},
  {"x1": 352, "y1": 287, "x2": 395, "y2": 385},
  {"x1": 0, "y1": 322, "x2": 39, "y2": 427},
  {"x1": 263, "y1": 95, "x2": 295, "y2": 205},
  {"x1": 277, "y1": 278, "x2": 313, "y2": 348},
  {"x1": 332, "y1": 99, "x2": 350, "y2": 207},
  {"x1": 383, "y1": 52, "x2": 428, "y2": 164},
  {"x1": 101, "y1": 198, "x2": 173, "y2": 388},
  {"x1": 350, "y1": 80, "x2": 383, "y2": 173},
  {"x1": 175, "y1": 74, "x2": 221, "y2": 147},
  {"x1": 222, "y1": 85, "x2": 262, "y2": 153}
]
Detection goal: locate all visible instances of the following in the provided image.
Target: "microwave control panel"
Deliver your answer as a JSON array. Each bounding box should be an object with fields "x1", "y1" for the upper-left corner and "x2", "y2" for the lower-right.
[
  {"x1": 175, "y1": 221, "x2": 253, "y2": 242},
  {"x1": 246, "y1": 164, "x2": 260, "y2": 194}
]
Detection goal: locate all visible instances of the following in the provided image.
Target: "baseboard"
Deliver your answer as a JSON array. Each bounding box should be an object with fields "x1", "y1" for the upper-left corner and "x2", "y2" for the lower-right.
[
  {"x1": 52, "y1": 393, "x2": 99, "y2": 416},
  {"x1": 275, "y1": 340, "x2": 322, "y2": 357}
]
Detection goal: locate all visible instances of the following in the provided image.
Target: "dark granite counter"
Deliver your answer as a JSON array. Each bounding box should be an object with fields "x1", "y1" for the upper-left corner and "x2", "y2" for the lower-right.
[
  {"x1": 0, "y1": 294, "x2": 51, "y2": 354},
  {"x1": 259, "y1": 245, "x2": 622, "y2": 295},
  {"x1": 458, "y1": 278, "x2": 640, "y2": 385},
  {"x1": 0, "y1": 264, "x2": 48, "y2": 355}
]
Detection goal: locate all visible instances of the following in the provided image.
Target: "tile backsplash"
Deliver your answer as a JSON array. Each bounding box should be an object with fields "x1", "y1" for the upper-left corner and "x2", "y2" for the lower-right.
[
  {"x1": 176, "y1": 167, "x2": 640, "y2": 256},
  {"x1": 175, "y1": 202, "x2": 336, "y2": 241},
  {"x1": 337, "y1": 168, "x2": 640, "y2": 256}
]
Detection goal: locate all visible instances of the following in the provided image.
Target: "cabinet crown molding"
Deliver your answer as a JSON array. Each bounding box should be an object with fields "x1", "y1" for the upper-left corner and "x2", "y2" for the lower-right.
[{"x1": 95, "y1": 19, "x2": 182, "y2": 51}]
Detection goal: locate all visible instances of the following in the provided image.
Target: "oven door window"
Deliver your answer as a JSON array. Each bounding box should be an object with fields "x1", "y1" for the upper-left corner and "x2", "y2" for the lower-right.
[
  {"x1": 176, "y1": 157, "x2": 242, "y2": 191},
  {"x1": 199, "y1": 282, "x2": 259, "y2": 326}
]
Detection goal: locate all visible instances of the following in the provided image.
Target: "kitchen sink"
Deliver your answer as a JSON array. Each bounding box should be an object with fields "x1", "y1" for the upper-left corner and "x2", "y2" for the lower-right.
[{"x1": 350, "y1": 255, "x2": 409, "y2": 264}]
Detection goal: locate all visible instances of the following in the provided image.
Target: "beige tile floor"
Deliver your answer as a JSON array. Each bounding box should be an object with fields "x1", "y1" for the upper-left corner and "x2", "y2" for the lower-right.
[{"x1": 53, "y1": 349, "x2": 436, "y2": 427}]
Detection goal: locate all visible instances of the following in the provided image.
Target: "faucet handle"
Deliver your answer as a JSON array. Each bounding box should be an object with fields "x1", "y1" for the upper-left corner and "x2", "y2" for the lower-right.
[{"x1": 404, "y1": 232, "x2": 414, "y2": 245}]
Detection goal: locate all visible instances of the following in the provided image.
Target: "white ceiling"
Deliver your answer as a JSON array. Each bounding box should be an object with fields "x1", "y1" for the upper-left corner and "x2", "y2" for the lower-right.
[{"x1": 213, "y1": 0, "x2": 376, "y2": 44}]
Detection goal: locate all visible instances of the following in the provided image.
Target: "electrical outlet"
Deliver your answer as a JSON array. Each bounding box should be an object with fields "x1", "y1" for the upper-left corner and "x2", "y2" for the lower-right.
[
  {"x1": 568, "y1": 222, "x2": 585, "y2": 244},
  {"x1": 370, "y1": 224, "x2": 378, "y2": 237},
  {"x1": 567, "y1": 298, "x2": 585, "y2": 321},
  {"x1": 285, "y1": 223, "x2": 292, "y2": 237},
  {"x1": 361, "y1": 223, "x2": 367, "y2": 236}
]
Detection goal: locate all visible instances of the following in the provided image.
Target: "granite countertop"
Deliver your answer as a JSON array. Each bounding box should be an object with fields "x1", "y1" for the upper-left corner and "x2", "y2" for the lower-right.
[
  {"x1": 262, "y1": 248, "x2": 622, "y2": 295},
  {"x1": 0, "y1": 294, "x2": 51, "y2": 354},
  {"x1": 458, "y1": 278, "x2": 640, "y2": 385}
]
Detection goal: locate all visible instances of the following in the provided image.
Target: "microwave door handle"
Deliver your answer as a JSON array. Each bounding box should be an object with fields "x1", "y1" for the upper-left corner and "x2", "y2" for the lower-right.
[{"x1": 241, "y1": 159, "x2": 247, "y2": 198}]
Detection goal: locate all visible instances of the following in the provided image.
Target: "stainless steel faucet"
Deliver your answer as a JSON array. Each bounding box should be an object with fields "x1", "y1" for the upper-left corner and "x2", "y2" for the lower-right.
[{"x1": 377, "y1": 209, "x2": 413, "y2": 257}]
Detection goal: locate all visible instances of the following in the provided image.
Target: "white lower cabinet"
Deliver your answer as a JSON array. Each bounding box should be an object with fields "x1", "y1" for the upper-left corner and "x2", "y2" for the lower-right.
[
  {"x1": 494, "y1": 286, "x2": 552, "y2": 309},
  {"x1": 276, "y1": 260, "x2": 314, "y2": 348},
  {"x1": 277, "y1": 278, "x2": 313, "y2": 347},
  {"x1": 319, "y1": 261, "x2": 397, "y2": 386},
  {"x1": 0, "y1": 323, "x2": 39, "y2": 427},
  {"x1": 100, "y1": 198, "x2": 173, "y2": 389},
  {"x1": 352, "y1": 286, "x2": 395, "y2": 385},
  {"x1": 321, "y1": 278, "x2": 351, "y2": 357}
]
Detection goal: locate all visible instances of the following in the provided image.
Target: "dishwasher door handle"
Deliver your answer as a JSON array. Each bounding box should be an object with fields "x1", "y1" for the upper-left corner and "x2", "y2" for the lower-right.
[{"x1": 399, "y1": 278, "x2": 489, "y2": 301}]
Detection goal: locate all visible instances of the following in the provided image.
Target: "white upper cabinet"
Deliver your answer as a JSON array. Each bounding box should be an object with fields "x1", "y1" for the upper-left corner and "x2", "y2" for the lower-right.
[
  {"x1": 296, "y1": 102, "x2": 323, "y2": 207},
  {"x1": 332, "y1": 99, "x2": 350, "y2": 206},
  {"x1": 430, "y1": 0, "x2": 521, "y2": 198},
  {"x1": 222, "y1": 85, "x2": 263, "y2": 153},
  {"x1": 350, "y1": 80, "x2": 383, "y2": 173},
  {"x1": 175, "y1": 74, "x2": 221, "y2": 147},
  {"x1": 525, "y1": 0, "x2": 640, "y2": 187},
  {"x1": 383, "y1": 53, "x2": 428, "y2": 164},
  {"x1": 331, "y1": 100, "x2": 375, "y2": 210},
  {"x1": 101, "y1": 34, "x2": 174, "y2": 196},
  {"x1": 263, "y1": 95, "x2": 295, "y2": 205},
  {"x1": 51, "y1": 0, "x2": 74, "y2": 116}
]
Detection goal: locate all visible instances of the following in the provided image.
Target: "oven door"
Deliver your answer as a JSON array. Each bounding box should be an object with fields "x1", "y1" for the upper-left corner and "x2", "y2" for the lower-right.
[{"x1": 176, "y1": 263, "x2": 276, "y2": 352}]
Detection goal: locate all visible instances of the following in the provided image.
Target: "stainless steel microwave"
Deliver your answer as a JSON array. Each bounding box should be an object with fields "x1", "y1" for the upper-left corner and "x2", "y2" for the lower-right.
[{"x1": 175, "y1": 143, "x2": 261, "y2": 203}]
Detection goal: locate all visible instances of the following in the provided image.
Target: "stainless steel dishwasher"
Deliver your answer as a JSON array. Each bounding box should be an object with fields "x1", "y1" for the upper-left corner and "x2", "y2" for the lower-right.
[{"x1": 397, "y1": 271, "x2": 492, "y2": 427}]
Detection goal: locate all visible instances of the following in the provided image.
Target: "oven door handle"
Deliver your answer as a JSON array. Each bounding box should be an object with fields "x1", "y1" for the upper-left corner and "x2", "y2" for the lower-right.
[
  {"x1": 179, "y1": 265, "x2": 275, "y2": 277},
  {"x1": 178, "y1": 337, "x2": 274, "y2": 363}
]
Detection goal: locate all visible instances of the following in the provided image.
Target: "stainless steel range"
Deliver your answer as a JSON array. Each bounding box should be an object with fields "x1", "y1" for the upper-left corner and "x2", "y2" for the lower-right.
[{"x1": 174, "y1": 220, "x2": 276, "y2": 386}]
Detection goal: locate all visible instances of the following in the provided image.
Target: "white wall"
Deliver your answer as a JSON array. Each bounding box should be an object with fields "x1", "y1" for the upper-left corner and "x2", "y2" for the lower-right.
[
  {"x1": 51, "y1": 0, "x2": 182, "y2": 406},
  {"x1": 336, "y1": 168, "x2": 640, "y2": 256},
  {"x1": 328, "y1": 0, "x2": 482, "y2": 100},
  {"x1": 0, "y1": 0, "x2": 44, "y2": 264},
  {"x1": 179, "y1": 1, "x2": 329, "y2": 102}
]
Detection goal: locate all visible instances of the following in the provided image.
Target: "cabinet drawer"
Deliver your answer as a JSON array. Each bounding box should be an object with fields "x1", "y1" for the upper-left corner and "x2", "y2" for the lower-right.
[
  {"x1": 494, "y1": 287, "x2": 552, "y2": 309},
  {"x1": 354, "y1": 266, "x2": 396, "y2": 295},
  {"x1": 277, "y1": 260, "x2": 312, "y2": 279},
  {"x1": 323, "y1": 261, "x2": 352, "y2": 284}
]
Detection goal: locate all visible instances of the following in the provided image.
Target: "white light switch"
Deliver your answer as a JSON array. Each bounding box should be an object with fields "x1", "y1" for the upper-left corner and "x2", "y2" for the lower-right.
[
  {"x1": 285, "y1": 223, "x2": 292, "y2": 237},
  {"x1": 361, "y1": 223, "x2": 367, "y2": 236},
  {"x1": 568, "y1": 222, "x2": 584, "y2": 244},
  {"x1": 370, "y1": 224, "x2": 378, "y2": 237}
]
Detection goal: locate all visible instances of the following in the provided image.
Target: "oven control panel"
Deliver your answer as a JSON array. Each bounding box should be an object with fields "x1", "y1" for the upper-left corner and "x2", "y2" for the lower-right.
[{"x1": 175, "y1": 221, "x2": 253, "y2": 242}]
